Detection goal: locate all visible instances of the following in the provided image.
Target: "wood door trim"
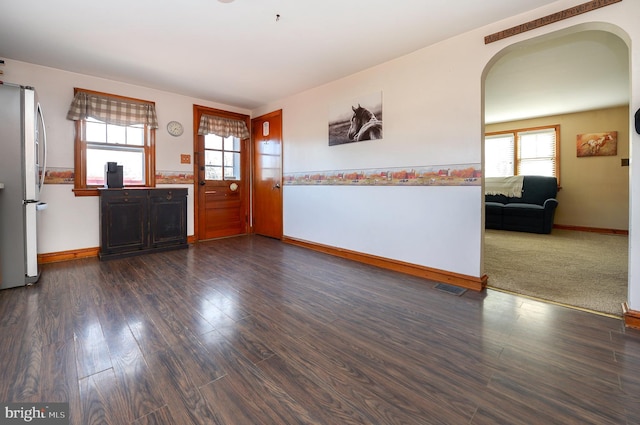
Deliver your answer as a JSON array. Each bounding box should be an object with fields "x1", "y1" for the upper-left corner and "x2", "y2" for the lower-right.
[{"x1": 193, "y1": 104, "x2": 251, "y2": 242}]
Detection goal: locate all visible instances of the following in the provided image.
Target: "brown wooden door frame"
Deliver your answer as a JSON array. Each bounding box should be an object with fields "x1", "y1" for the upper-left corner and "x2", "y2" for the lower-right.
[{"x1": 192, "y1": 104, "x2": 251, "y2": 241}]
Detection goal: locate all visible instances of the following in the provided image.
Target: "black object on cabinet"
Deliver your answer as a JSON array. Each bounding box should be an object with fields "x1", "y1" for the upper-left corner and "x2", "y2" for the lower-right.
[{"x1": 99, "y1": 188, "x2": 188, "y2": 260}]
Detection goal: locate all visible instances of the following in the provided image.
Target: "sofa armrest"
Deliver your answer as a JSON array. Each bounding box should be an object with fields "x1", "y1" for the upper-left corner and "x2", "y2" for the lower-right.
[{"x1": 541, "y1": 198, "x2": 559, "y2": 234}]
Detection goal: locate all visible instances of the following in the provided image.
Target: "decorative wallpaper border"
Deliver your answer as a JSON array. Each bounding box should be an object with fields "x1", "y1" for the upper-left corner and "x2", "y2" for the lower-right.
[
  {"x1": 45, "y1": 165, "x2": 481, "y2": 187},
  {"x1": 284, "y1": 164, "x2": 482, "y2": 186},
  {"x1": 43, "y1": 168, "x2": 194, "y2": 185},
  {"x1": 155, "y1": 171, "x2": 194, "y2": 184},
  {"x1": 45, "y1": 167, "x2": 74, "y2": 184}
]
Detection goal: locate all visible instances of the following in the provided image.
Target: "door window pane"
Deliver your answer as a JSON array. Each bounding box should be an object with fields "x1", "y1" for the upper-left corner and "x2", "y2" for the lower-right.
[
  {"x1": 224, "y1": 152, "x2": 241, "y2": 179},
  {"x1": 224, "y1": 136, "x2": 240, "y2": 151},
  {"x1": 204, "y1": 134, "x2": 241, "y2": 181},
  {"x1": 205, "y1": 150, "x2": 223, "y2": 167},
  {"x1": 205, "y1": 166, "x2": 222, "y2": 180},
  {"x1": 205, "y1": 135, "x2": 223, "y2": 150}
]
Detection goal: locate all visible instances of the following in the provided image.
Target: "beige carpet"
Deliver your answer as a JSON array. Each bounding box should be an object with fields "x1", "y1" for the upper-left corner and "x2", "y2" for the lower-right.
[{"x1": 484, "y1": 228, "x2": 628, "y2": 316}]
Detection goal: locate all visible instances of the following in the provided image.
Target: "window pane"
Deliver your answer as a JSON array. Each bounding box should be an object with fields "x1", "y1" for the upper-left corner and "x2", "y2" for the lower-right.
[
  {"x1": 107, "y1": 124, "x2": 126, "y2": 144},
  {"x1": 205, "y1": 135, "x2": 223, "y2": 150},
  {"x1": 518, "y1": 129, "x2": 556, "y2": 177},
  {"x1": 85, "y1": 120, "x2": 106, "y2": 143},
  {"x1": 127, "y1": 126, "x2": 144, "y2": 146},
  {"x1": 205, "y1": 150, "x2": 223, "y2": 167},
  {"x1": 519, "y1": 131, "x2": 555, "y2": 159},
  {"x1": 205, "y1": 150, "x2": 222, "y2": 181},
  {"x1": 205, "y1": 166, "x2": 222, "y2": 180},
  {"x1": 86, "y1": 146, "x2": 145, "y2": 186},
  {"x1": 224, "y1": 136, "x2": 240, "y2": 152},
  {"x1": 224, "y1": 152, "x2": 241, "y2": 179},
  {"x1": 485, "y1": 134, "x2": 514, "y2": 177},
  {"x1": 519, "y1": 158, "x2": 554, "y2": 176}
]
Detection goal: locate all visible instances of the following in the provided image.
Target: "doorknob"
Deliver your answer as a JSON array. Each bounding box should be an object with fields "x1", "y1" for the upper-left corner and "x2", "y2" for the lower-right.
[
  {"x1": 273, "y1": 183, "x2": 281, "y2": 189},
  {"x1": 200, "y1": 181, "x2": 206, "y2": 186}
]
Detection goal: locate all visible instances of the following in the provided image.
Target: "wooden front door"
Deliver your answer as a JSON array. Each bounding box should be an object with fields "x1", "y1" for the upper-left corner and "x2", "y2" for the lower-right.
[
  {"x1": 194, "y1": 105, "x2": 250, "y2": 240},
  {"x1": 252, "y1": 110, "x2": 283, "y2": 239}
]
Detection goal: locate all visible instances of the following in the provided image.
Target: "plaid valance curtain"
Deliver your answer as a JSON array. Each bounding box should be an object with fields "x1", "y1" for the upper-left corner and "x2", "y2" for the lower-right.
[
  {"x1": 66, "y1": 91, "x2": 159, "y2": 128},
  {"x1": 198, "y1": 114, "x2": 250, "y2": 139}
]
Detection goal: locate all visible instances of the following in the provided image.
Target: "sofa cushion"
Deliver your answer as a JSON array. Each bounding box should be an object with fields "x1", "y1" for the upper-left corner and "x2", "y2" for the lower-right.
[
  {"x1": 518, "y1": 176, "x2": 557, "y2": 205},
  {"x1": 485, "y1": 202, "x2": 504, "y2": 229},
  {"x1": 485, "y1": 201, "x2": 506, "y2": 210},
  {"x1": 502, "y1": 203, "x2": 545, "y2": 213},
  {"x1": 485, "y1": 193, "x2": 512, "y2": 204}
]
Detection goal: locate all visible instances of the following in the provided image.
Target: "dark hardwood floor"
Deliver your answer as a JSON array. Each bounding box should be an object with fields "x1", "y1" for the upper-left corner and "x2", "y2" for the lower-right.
[{"x1": 1, "y1": 235, "x2": 639, "y2": 424}]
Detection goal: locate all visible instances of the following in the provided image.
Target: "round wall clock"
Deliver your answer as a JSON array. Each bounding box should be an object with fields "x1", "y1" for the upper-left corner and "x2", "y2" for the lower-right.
[{"x1": 167, "y1": 120, "x2": 184, "y2": 136}]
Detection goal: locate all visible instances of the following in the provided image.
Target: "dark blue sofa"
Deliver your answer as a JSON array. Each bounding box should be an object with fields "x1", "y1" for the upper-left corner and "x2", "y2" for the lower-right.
[{"x1": 485, "y1": 175, "x2": 559, "y2": 234}]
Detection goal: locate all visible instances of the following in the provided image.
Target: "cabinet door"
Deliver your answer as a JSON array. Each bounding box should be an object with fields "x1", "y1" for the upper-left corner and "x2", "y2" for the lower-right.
[
  {"x1": 101, "y1": 190, "x2": 148, "y2": 254},
  {"x1": 149, "y1": 189, "x2": 187, "y2": 247}
]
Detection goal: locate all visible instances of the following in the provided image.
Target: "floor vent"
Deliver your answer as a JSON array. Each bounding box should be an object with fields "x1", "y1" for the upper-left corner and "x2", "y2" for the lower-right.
[{"x1": 434, "y1": 283, "x2": 467, "y2": 296}]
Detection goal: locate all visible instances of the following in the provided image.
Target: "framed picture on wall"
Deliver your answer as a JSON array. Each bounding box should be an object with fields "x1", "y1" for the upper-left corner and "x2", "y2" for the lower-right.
[
  {"x1": 576, "y1": 131, "x2": 617, "y2": 157},
  {"x1": 328, "y1": 92, "x2": 383, "y2": 146}
]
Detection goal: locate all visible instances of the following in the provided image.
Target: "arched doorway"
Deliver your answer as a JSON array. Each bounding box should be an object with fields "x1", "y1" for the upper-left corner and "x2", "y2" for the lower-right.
[{"x1": 481, "y1": 24, "x2": 631, "y2": 316}]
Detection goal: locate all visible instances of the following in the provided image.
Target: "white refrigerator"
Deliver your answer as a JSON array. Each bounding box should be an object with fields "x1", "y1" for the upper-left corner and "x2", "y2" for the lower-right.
[{"x1": 0, "y1": 82, "x2": 47, "y2": 289}]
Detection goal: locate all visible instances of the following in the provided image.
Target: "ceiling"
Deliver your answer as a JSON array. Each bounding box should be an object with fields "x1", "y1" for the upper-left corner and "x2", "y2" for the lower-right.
[
  {"x1": 485, "y1": 29, "x2": 629, "y2": 123},
  {"x1": 0, "y1": 0, "x2": 629, "y2": 119}
]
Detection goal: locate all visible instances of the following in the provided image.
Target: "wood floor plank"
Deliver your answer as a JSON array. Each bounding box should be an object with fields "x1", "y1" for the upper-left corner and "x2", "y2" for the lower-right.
[
  {"x1": 146, "y1": 346, "x2": 220, "y2": 425},
  {"x1": 0, "y1": 286, "x2": 28, "y2": 327},
  {"x1": 1, "y1": 234, "x2": 637, "y2": 424},
  {"x1": 99, "y1": 298, "x2": 167, "y2": 424},
  {"x1": 79, "y1": 369, "x2": 129, "y2": 425},
  {"x1": 487, "y1": 371, "x2": 626, "y2": 425},
  {"x1": 38, "y1": 262, "x2": 76, "y2": 346},
  {"x1": 256, "y1": 354, "x2": 376, "y2": 424},
  {"x1": 229, "y1": 313, "x2": 462, "y2": 424},
  {"x1": 73, "y1": 317, "x2": 112, "y2": 380},
  {"x1": 109, "y1": 358, "x2": 166, "y2": 423},
  {"x1": 39, "y1": 339, "x2": 82, "y2": 425},
  {"x1": 4, "y1": 291, "x2": 44, "y2": 402},
  {"x1": 131, "y1": 405, "x2": 178, "y2": 425},
  {"x1": 196, "y1": 327, "x2": 322, "y2": 424}
]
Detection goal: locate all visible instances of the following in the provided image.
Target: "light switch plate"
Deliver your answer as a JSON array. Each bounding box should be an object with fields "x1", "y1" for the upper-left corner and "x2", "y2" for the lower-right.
[{"x1": 180, "y1": 154, "x2": 191, "y2": 164}]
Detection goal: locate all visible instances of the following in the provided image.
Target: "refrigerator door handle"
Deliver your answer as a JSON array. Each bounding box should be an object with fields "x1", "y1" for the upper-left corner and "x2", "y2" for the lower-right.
[{"x1": 37, "y1": 102, "x2": 47, "y2": 194}]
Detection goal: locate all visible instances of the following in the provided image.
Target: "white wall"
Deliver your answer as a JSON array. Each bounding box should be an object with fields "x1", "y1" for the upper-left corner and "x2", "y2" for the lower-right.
[
  {"x1": 269, "y1": 33, "x2": 486, "y2": 278},
  {"x1": 254, "y1": 0, "x2": 640, "y2": 308},
  {"x1": 1, "y1": 60, "x2": 250, "y2": 254}
]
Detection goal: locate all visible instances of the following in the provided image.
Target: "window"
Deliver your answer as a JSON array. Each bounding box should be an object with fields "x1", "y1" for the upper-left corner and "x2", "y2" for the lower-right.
[
  {"x1": 67, "y1": 89, "x2": 157, "y2": 195},
  {"x1": 204, "y1": 134, "x2": 241, "y2": 180},
  {"x1": 485, "y1": 125, "x2": 559, "y2": 180},
  {"x1": 84, "y1": 118, "x2": 147, "y2": 186}
]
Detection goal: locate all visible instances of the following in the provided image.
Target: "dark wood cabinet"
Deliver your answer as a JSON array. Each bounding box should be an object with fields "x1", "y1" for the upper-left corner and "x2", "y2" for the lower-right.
[{"x1": 99, "y1": 188, "x2": 188, "y2": 260}]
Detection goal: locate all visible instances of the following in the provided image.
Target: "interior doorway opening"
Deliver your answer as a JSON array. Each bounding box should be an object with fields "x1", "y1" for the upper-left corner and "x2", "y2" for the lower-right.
[{"x1": 481, "y1": 23, "x2": 631, "y2": 316}]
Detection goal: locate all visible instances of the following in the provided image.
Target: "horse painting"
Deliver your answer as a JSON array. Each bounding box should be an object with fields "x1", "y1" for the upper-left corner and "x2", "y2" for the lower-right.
[{"x1": 347, "y1": 104, "x2": 382, "y2": 142}]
